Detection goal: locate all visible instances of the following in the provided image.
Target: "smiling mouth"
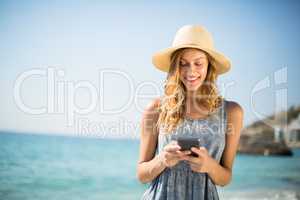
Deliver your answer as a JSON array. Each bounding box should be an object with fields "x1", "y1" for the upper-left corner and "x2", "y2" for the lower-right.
[{"x1": 185, "y1": 76, "x2": 200, "y2": 84}]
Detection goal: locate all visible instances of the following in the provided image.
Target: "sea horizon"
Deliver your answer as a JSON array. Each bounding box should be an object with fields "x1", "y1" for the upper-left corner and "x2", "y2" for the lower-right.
[{"x1": 1, "y1": 131, "x2": 300, "y2": 200}]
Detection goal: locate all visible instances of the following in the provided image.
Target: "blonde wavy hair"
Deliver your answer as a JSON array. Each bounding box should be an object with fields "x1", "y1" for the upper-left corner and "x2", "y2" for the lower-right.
[{"x1": 156, "y1": 48, "x2": 223, "y2": 134}]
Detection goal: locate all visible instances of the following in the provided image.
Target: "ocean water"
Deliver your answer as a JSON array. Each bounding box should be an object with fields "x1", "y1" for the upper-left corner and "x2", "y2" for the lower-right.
[{"x1": 0, "y1": 132, "x2": 300, "y2": 200}]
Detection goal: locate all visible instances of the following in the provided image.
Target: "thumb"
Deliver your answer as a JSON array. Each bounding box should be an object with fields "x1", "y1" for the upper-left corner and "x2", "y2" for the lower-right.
[{"x1": 199, "y1": 146, "x2": 207, "y2": 152}]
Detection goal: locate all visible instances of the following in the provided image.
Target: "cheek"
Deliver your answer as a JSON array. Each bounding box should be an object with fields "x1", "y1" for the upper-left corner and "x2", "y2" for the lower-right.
[
  {"x1": 198, "y1": 67, "x2": 208, "y2": 79},
  {"x1": 179, "y1": 71, "x2": 186, "y2": 81}
]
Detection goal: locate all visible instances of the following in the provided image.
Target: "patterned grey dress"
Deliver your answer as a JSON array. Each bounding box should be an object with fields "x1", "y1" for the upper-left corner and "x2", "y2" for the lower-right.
[{"x1": 141, "y1": 99, "x2": 227, "y2": 200}]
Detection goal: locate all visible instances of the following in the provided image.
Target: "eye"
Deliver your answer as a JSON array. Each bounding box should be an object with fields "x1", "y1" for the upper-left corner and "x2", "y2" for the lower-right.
[
  {"x1": 180, "y1": 62, "x2": 189, "y2": 67},
  {"x1": 195, "y1": 63, "x2": 202, "y2": 67}
]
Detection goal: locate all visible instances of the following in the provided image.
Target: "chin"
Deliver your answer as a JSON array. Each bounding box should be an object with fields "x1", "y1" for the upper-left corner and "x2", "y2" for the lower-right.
[
  {"x1": 181, "y1": 79, "x2": 202, "y2": 92},
  {"x1": 185, "y1": 85, "x2": 201, "y2": 92}
]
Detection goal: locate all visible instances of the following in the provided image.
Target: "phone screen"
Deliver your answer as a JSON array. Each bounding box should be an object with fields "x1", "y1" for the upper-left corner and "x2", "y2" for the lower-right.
[{"x1": 177, "y1": 137, "x2": 201, "y2": 157}]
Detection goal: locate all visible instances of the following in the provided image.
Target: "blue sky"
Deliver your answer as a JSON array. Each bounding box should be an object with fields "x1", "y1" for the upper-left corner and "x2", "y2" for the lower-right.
[{"x1": 1, "y1": 0, "x2": 300, "y2": 138}]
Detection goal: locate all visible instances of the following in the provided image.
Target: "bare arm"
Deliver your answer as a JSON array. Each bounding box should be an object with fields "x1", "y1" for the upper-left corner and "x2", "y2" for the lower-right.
[
  {"x1": 207, "y1": 100, "x2": 244, "y2": 186},
  {"x1": 136, "y1": 98, "x2": 166, "y2": 184}
]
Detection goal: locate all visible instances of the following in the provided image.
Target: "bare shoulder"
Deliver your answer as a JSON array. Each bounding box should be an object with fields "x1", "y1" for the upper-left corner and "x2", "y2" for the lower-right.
[
  {"x1": 224, "y1": 100, "x2": 244, "y2": 137},
  {"x1": 144, "y1": 97, "x2": 161, "y2": 112},
  {"x1": 142, "y1": 97, "x2": 161, "y2": 117},
  {"x1": 141, "y1": 97, "x2": 161, "y2": 128},
  {"x1": 225, "y1": 100, "x2": 244, "y2": 117}
]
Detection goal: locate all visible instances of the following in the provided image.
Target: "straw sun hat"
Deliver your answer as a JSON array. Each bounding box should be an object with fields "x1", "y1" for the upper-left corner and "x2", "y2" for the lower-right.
[{"x1": 152, "y1": 24, "x2": 231, "y2": 75}]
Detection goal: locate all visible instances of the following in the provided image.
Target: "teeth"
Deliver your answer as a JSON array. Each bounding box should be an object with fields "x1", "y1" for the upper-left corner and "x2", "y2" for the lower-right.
[{"x1": 186, "y1": 77, "x2": 198, "y2": 81}]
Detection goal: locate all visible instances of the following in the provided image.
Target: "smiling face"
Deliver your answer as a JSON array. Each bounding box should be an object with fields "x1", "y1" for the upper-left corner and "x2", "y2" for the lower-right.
[{"x1": 179, "y1": 48, "x2": 209, "y2": 92}]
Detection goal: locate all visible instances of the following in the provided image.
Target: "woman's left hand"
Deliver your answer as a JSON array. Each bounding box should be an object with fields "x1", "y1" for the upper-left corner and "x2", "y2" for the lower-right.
[{"x1": 182, "y1": 146, "x2": 213, "y2": 173}]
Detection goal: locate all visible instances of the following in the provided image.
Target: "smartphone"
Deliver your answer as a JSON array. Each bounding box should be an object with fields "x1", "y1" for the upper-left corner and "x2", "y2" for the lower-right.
[{"x1": 176, "y1": 137, "x2": 201, "y2": 157}]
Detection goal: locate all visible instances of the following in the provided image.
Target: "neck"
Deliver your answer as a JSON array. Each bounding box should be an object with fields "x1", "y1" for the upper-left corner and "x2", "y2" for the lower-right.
[
  {"x1": 185, "y1": 91, "x2": 208, "y2": 116},
  {"x1": 185, "y1": 91, "x2": 199, "y2": 114},
  {"x1": 186, "y1": 91, "x2": 196, "y2": 103}
]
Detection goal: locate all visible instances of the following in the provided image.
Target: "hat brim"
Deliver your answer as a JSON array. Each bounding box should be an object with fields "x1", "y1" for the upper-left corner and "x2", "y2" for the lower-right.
[{"x1": 152, "y1": 44, "x2": 231, "y2": 75}]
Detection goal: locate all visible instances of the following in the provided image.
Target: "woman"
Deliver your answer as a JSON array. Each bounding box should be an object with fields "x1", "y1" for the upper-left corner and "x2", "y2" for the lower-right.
[{"x1": 137, "y1": 24, "x2": 243, "y2": 200}]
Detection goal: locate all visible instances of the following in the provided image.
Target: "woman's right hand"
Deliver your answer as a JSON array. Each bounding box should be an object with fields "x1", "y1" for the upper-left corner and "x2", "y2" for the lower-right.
[{"x1": 159, "y1": 140, "x2": 191, "y2": 168}]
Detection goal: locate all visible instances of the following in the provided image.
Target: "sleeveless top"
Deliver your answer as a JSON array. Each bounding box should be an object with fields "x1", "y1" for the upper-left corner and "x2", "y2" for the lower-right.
[{"x1": 140, "y1": 98, "x2": 227, "y2": 200}]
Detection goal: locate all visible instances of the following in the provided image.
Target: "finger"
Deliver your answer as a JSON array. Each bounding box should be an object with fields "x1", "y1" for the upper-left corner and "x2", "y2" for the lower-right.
[
  {"x1": 175, "y1": 150, "x2": 191, "y2": 155},
  {"x1": 175, "y1": 152, "x2": 190, "y2": 160},
  {"x1": 168, "y1": 151, "x2": 189, "y2": 160},
  {"x1": 164, "y1": 145, "x2": 181, "y2": 152},
  {"x1": 190, "y1": 147, "x2": 206, "y2": 157},
  {"x1": 193, "y1": 146, "x2": 207, "y2": 153},
  {"x1": 199, "y1": 146, "x2": 207, "y2": 151},
  {"x1": 190, "y1": 164, "x2": 198, "y2": 169},
  {"x1": 165, "y1": 152, "x2": 181, "y2": 160},
  {"x1": 182, "y1": 155, "x2": 201, "y2": 164},
  {"x1": 172, "y1": 150, "x2": 190, "y2": 158},
  {"x1": 191, "y1": 147, "x2": 201, "y2": 154},
  {"x1": 165, "y1": 152, "x2": 174, "y2": 159},
  {"x1": 190, "y1": 165, "x2": 200, "y2": 172}
]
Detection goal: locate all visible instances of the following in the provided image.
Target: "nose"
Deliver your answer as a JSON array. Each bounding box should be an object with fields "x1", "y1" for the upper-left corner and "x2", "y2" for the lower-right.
[{"x1": 189, "y1": 63, "x2": 197, "y2": 73}]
